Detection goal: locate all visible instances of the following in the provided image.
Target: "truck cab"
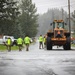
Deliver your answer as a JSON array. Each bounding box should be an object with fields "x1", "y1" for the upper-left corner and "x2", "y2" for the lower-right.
[{"x1": 3, "y1": 35, "x2": 17, "y2": 46}]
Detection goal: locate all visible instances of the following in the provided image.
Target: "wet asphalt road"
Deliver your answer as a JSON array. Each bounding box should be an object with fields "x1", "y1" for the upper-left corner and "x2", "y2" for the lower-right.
[{"x1": 0, "y1": 41, "x2": 75, "y2": 75}]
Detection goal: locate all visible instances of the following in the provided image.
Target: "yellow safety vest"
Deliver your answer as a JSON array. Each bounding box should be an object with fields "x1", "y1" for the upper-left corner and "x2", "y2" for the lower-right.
[
  {"x1": 39, "y1": 36, "x2": 43, "y2": 42},
  {"x1": 7, "y1": 39, "x2": 12, "y2": 45},
  {"x1": 24, "y1": 36, "x2": 30, "y2": 44},
  {"x1": 17, "y1": 38, "x2": 23, "y2": 45},
  {"x1": 43, "y1": 37, "x2": 46, "y2": 43}
]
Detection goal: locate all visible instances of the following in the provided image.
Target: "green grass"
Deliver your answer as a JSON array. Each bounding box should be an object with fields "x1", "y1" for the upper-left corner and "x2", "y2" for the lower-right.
[
  {"x1": 0, "y1": 44, "x2": 20, "y2": 51},
  {"x1": 0, "y1": 44, "x2": 7, "y2": 50},
  {"x1": 71, "y1": 44, "x2": 75, "y2": 47},
  {"x1": 0, "y1": 43, "x2": 74, "y2": 51}
]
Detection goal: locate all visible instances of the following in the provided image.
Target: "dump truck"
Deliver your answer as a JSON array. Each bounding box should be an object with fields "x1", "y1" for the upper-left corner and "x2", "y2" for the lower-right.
[{"x1": 46, "y1": 20, "x2": 71, "y2": 50}]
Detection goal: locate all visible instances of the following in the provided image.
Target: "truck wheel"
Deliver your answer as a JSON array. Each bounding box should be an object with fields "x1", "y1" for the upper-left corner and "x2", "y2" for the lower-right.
[
  {"x1": 46, "y1": 37, "x2": 52, "y2": 50},
  {"x1": 63, "y1": 37, "x2": 71, "y2": 50},
  {"x1": 63, "y1": 44, "x2": 66, "y2": 50},
  {"x1": 66, "y1": 37, "x2": 71, "y2": 50}
]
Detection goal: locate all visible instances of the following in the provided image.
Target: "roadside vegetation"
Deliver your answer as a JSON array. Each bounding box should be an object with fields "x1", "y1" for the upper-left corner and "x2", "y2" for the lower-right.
[
  {"x1": 71, "y1": 44, "x2": 75, "y2": 47},
  {"x1": 0, "y1": 43, "x2": 75, "y2": 51},
  {"x1": 0, "y1": 44, "x2": 19, "y2": 51},
  {"x1": 0, "y1": 41, "x2": 34, "y2": 51},
  {"x1": 0, "y1": 0, "x2": 38, "y2": 38}
]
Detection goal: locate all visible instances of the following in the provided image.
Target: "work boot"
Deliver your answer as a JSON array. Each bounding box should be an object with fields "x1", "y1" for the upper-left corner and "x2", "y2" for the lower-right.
[
  {"x1": 8, "y1": 50, "x2": 11, "y2": 52},
  {"x1": 19, "y1": 49, "x2": 22, "y2": 51},
  {"x1": 26, "y1": 48, "x2": 29, "y2": 51}
]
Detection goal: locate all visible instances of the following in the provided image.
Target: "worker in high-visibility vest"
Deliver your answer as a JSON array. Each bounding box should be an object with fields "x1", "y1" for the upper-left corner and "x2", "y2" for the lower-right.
[
  {"x1": 6, "y1": 37, "x2": 12, "y2": 52},
  {"x1": 17, "y1": 37, "x2": 23, "y2": 51},
  {"x1": 43, "y1": 36, "x2": 46, "y2": 48},
  {"x1": 39, "y1": 35, "x2": 43, "y2": 49},
  {"x1": 24, "y1": 35, "x2": 31, "y2": 51}
]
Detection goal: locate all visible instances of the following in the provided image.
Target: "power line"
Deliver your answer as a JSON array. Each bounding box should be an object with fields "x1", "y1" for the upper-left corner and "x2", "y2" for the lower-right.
[
  {"x1": 34, "y1": 0, "x2": 75, "y2": 13},
  {"x1": 34, "y1": 0, "x2": 75, "y2": 10}
]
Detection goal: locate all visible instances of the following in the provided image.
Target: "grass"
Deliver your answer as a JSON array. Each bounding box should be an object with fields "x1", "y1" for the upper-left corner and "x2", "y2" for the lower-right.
[
  {"x1": 0, "y1": 43, "x2": 74, "y2": 51},
  {"x1": 71, "y1": 44, "x2": 75, "y2": 47},
  {"x1": 0, "y1": 42, "x2": 33, "y2": 52},
  {"x1": 0, "y1": 44, "x2": 20, "y2": 51}
]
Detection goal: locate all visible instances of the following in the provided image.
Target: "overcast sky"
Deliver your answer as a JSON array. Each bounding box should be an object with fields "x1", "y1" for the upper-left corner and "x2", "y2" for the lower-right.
[{"x1": 32, "y1": 0, "x2": 75, "y2": 14}]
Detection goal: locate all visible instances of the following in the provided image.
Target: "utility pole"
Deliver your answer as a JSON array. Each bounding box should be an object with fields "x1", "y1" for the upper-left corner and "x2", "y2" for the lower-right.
[
  {"x1": 62, "y1": 8, "x2": 64, "y2": 20},
  {"x1": 68, "y1": 0, "x2": 71, "y2": 49},
  {"x1": 52, "y1": 11, "x2": 54, "y2": 21},
  {"x1": 68, "y1": 0, "x2": 71, "y2": 34}
]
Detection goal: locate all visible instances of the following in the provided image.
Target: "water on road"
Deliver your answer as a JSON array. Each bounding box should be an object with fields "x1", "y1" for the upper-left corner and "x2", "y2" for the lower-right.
[{"x1": 0, "y1": 41, "x2": 75, "y2": 75}]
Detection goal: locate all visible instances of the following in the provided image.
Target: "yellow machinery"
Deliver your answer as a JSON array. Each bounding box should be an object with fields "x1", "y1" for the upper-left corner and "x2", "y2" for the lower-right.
[{"x1": 46, "y1": 20, "x2": 71, "y2": 50}]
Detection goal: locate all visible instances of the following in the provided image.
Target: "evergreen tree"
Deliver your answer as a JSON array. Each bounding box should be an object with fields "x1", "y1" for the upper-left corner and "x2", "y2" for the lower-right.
[
  {"x1": 72, "y1": 10, "x2": 75, "y2": 18},
  {"x1": 18, "y1": 0, "x2": 38, "y2": 37},
  {"x1": 0, "y1": 0, "x2": 20, "y2": 36},
  {"x1": 72, "y1": 10, "x2": 75, "y2": 34},
  {"x1": 37, "y1": 8, "x2": 68, "y2": 35}
]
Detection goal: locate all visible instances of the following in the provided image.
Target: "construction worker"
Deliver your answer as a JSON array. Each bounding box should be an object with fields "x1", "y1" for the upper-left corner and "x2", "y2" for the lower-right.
[
  {"x1": 17, "y1": 37, "x2": 23, "y2": 51},
  {"x1": 39, "y1": 35, "x2": 43, "y2": 49},
  {"x1": 56, "y1": 30, "x2": 62, "y2": 38},
  {"x1": 6, "y1": 37, "x2": 12, "y2": 52},
  {"x1": 43, "y1": 36, "x2": 46, "y2": 49},
  {"x1": 24, "y1": 35, "x2": 31, "y2": 51}
]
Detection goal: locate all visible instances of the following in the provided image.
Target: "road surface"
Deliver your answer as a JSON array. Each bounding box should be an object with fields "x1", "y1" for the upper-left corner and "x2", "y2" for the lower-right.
[{"x1": 0, "y1": 40, "x2": 75, "y2": 75}]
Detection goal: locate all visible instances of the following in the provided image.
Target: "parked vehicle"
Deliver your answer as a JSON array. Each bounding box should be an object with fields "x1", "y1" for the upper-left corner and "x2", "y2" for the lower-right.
[
  {"x1": 0, "y1": 39, "x2": 3, "y2": 44},
  {"x1": 2, "y1": 35, "x2": 17, "y2": 46},
  {"x1": 71, "y1": 37, "x2": 75, "y2": 44}
]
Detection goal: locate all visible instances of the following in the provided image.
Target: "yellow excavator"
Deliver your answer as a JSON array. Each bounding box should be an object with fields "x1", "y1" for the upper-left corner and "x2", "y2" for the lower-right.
[{"x1": 46, "y1": 20, "x2": 71, "y2": 50}]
